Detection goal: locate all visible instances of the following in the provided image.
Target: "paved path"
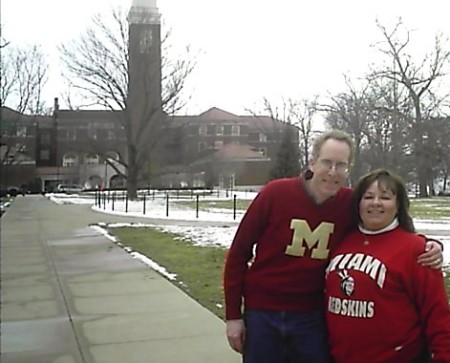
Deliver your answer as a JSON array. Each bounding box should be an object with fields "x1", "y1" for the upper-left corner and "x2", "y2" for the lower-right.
[{"x1": 1, "y1": 195, "x2": 240, "y2": 363}]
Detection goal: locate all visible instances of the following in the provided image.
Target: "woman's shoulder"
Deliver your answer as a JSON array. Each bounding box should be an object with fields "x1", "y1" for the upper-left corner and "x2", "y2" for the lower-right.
[{"x1": 395, "y1": 228, "x2": 427, "y2": 253}]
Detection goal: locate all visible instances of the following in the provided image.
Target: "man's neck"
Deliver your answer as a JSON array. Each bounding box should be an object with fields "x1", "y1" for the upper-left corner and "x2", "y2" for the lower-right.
[{"x1": 302, "y1": 177, "x2": 330, "y2": 205}]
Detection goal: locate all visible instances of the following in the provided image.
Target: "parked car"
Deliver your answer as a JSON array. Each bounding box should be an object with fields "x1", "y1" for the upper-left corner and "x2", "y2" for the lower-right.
[
  {"x1": 56, "y1": 184, "x2": 84, "y2": 194},
  {"x1": 6, "y1": 186, "x2": 27, "y2": 197}
]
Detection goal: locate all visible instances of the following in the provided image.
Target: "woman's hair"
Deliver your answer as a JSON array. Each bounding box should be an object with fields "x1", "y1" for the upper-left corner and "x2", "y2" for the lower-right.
[
  {"x1": 352, "y1": 168, "x2": 415, "y2": 233},
  {"x1": 311, "y1": 130, "x2": 355, "y2": 164}
]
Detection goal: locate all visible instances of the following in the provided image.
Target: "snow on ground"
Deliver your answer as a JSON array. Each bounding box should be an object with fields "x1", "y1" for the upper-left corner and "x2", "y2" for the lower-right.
[{"x1": 47, "y1": 191, "x2": 450, "y2": 268}]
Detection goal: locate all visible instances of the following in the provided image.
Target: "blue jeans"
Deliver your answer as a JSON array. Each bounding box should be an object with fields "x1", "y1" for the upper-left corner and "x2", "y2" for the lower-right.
[{"x1": 243, "y1": 309, "x2": 331, "y2": 363}]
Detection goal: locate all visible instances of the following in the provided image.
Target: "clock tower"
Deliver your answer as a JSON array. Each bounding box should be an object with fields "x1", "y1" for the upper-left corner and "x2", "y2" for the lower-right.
[{"x1": 127, "y1": 0, "x2": 162, "y2": 123}]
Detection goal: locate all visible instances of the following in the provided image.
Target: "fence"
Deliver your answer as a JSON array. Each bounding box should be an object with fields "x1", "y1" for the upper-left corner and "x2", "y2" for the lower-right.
[{"x1": 93, "y1": 188, "x2": 253, "y2": 220}]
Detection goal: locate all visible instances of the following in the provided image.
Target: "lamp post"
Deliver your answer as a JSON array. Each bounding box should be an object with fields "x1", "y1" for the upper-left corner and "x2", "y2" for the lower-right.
[
  {"x1": 104, "y1": 159, "x2": 108, "y2": 190},
  {"x1": 54, "y1": 98, "x2": 59, "y2": 190}
]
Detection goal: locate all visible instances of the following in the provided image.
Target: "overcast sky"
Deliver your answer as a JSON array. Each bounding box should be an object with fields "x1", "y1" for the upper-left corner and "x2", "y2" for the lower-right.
[{"x1": 2, "y1": 0, "x2": 450, "y2": 116}]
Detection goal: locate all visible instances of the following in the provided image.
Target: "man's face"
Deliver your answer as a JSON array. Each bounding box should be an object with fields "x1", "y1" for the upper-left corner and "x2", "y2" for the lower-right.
[{"x1": 309, "y1": 139, "x2": 351, "y2": 203}]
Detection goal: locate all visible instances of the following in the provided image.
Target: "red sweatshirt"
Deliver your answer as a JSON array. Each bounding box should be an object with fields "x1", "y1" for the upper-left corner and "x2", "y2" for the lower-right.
[
  {"x1": 325, "y1": 227, "x2": 450, "y2": 363},
  {"x1": 223, "y1": 177, "x2": 353, "y2": 320}
]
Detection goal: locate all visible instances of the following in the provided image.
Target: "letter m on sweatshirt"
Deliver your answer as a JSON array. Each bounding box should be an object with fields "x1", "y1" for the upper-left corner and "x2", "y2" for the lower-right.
[{"x1": 286, "y1": 220, "x2": 334, "y2": 259}]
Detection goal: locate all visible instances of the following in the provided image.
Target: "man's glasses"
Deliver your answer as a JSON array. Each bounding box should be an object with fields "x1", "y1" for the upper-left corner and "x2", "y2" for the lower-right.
[{"x1": 317, "y1": 159, "x2": 349, "y2": 173}]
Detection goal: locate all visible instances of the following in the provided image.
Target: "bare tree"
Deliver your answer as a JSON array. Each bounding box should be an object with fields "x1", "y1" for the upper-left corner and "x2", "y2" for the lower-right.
[
  {"x1": 369, "y1": 19, "x2": 450, "y2": 196},
  {"x1": 260, "y1": 96, "x2": 319, "y2": 170},
  {"x1": 322, "y1": 76, "x2": 376, "y2": 182},
  {"x1": 0, "y1": 43, "x2": 48, "y2": 168},
  {"x1": 59, "y1": 6, "x2": 196, "y2": 198}
]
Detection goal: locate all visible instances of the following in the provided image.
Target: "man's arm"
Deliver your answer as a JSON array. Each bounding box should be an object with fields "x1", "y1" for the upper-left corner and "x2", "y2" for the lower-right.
[{"x1": 417, "y1": 236, "x2": 444, "y2": 269}]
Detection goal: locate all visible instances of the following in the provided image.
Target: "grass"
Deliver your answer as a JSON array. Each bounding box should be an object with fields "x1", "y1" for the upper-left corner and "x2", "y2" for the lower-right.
[
  {"x1": 175, "y1": 196, "x2": 450, "y2": 216},
  {"x1": 445, "y1": 267, "x2": 450, "y2": 297},
  {"x1": 109, "y1": 197, "x2": 450, "y2": 321},
  {"x1": 410, "y1": 197, "x2": 450, "y2": 219}
]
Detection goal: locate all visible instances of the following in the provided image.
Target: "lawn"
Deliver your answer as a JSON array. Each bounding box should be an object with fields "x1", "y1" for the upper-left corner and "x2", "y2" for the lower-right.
[
  {"x1": 109, "y1": 196, "x2": 450, "y2": 321},
  {"x1": 410, "y1": 197, "x2": 450, "y2": 219}
]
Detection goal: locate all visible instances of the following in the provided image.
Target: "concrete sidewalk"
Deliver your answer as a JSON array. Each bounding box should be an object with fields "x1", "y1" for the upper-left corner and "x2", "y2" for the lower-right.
[{"x1": 1, "y1": 195, "x2": 240, "y2": 363}]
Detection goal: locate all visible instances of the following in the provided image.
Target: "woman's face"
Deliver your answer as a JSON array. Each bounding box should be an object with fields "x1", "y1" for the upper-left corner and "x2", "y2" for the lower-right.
[{"x1": 359, "y1": 180, "x2": 398, "y2": 231}]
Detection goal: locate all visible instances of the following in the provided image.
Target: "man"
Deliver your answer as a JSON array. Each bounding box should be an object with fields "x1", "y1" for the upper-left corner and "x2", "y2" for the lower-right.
[{"x1": 223, "y1": 130, "x2": 442, "y2": 363}]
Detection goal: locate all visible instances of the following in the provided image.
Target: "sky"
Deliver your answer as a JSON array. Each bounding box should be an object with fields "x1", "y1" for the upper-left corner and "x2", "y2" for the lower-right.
[
  {"x1": 2, "y1": 0, "x2": 450, "y2": 117},
  {"x1": 45, "y1": 191, "x2": 450, "y2": 274}
]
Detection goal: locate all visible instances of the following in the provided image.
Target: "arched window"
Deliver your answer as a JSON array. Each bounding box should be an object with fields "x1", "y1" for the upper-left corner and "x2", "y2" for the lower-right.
[
  {"x1": 106, "y1": 151, "x2": 120, "y2": 162},
  {"x1": 85, "y1": 154, "x2": 100, "y2": 165},
  {"x1": 63, "y1": 153, "x2": 78, "y2": 167}
]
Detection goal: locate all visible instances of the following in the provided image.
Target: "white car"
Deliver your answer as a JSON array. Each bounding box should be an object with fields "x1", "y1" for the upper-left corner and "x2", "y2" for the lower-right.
[{"x1": 56, "y1": 184, "x2": 84, "y2": 194}]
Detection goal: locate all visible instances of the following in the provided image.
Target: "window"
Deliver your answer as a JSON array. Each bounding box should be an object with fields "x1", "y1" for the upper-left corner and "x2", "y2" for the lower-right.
[
  {"x1": 216, "y1": 125, "x2": 224, "y2": 136},
  {"x1": 88, "y1": 129, "x2": 97, "y2": 140},
  {"x1": 85, "y1": 154, "x2": 100, "y2": 165},
  {"x1": 107, "y1": 130, "x2": 116, "y2": 140},
  {"x1": 40, "y1": 149, "x2": 50, "y2": 160},
  {"x1": 198, "y1": 142, "x2": 207, "y2": 151},
  {"x1": 41, "y1": 132, "x2": 50, "y2": 144},
  {"x1": 106, "y1": 151, "x2": 120, "y2": 163},
  {"x1": 16, "y1": 126, "x2": 27, "y2": 137},
  {"x1": 140, "y1": 28, "x2": 153, "y2": 53},
  {"x1": 256, "y1": 147, "x2": 266, "y2": 156},
  {"x1": 199, "y1": 125, "x2": 207, "y2": 136},
  {"x1": 66, "y1": 129, "x2": 76, "y2": 140},
  {"x1": 259, "y1": 133, "x2": 267, "y2": 142},
  {"x1": 63, "y1": 153, "x2": 78, "y2": 167},
  {"x1": 214, "y1": 140, "x2": 223, "y2": 150},
  {"x1": 231, "y1": 125, "x2": 240, "y2": 136}
]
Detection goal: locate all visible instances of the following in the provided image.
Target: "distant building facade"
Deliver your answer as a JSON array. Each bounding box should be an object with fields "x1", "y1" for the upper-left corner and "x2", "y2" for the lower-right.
[{"x1": 0, "y1": 0, "x2": 299, "y2": 192}]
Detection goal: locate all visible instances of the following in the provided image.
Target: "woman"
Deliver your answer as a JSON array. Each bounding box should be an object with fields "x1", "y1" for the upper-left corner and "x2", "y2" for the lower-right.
[{"x1": 325, "y1": 169, "x2": 450, "y2": 363}]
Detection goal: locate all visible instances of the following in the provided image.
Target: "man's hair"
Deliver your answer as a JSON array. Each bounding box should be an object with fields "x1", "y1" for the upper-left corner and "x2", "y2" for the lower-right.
[
  {"x1": 311, "y1": 130, "x2": 355, "y2": 164},
  {"x1": 351, "y1": 168, "x2": 415, "y2": 233}
]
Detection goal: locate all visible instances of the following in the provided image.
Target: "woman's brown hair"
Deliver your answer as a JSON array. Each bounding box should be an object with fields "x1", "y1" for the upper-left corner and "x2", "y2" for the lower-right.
[{"x1": 352, "y1": 168, "x2": 415, "y2": 233}]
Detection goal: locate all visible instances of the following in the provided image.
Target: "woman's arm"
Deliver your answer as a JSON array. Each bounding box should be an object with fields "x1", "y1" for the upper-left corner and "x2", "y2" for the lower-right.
[{"x1": 409, "y1": 242, "x2": 450, "y2": 361}]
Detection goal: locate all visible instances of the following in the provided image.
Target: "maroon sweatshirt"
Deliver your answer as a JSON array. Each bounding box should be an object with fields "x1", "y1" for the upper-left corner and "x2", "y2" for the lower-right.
[
  {"x1": 325, "y1": 228, "x2": 450, "y2": 363},
  {"x1": 224, "y1": 177, "x2": 353, "y2": 320}
]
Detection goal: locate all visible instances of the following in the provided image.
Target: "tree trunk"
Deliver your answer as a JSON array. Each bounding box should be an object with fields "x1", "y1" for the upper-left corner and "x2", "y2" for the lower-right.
[{"x1": 127, "y1": 146, "x2": 138, "y2": 200}]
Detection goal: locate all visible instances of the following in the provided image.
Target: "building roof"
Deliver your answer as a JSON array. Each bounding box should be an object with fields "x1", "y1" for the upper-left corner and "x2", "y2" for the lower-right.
[
  {"x1": 171, "y1": 107, "x2": 291, "y2": 134},
  {"x1": 1, "y1": 106, "x2": 52, "y2": 127},
  {"x1": 198, "y1": 107, "x2": 240, "y2": 120},
  {"x1": 57, "y1": 109, "x2": 122, "y2": 121}
]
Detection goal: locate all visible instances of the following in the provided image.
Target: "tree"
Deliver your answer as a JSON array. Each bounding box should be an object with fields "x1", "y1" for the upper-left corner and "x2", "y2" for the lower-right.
[
  {"x1": 322, "y1": 77, "x2": 375, "y2": 182},
  {"x1": 269, "y1": 128, "x2": 301, "y2": 180},
  {"x1": 0, "y1": 43, "x2": 48, "y2": 169},
  {"x1": 59, "y1": 6, "x2": 196, "y2": 198},
  {"x1": 369, "y1": 19, "x2": 450, "y2": 196},
  {"x1": 260, "y1": 96, "x2": 319, "y2": 170}
]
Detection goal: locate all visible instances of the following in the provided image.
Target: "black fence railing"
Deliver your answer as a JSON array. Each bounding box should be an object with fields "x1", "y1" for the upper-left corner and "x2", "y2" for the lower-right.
[{"x1": 93, "y1": 189, "x2": 250, "y2": 220}]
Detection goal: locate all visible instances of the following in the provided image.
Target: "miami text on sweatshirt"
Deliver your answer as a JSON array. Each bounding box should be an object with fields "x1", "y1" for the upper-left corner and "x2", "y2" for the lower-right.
[{"x1": 325, "y1": 227, "x2": 450, "y2": 363}]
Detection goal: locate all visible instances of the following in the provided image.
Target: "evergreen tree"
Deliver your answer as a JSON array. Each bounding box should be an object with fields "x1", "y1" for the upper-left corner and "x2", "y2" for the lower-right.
[{"x1": 269, "y1": 129, "x2": 301, "y2": 180}]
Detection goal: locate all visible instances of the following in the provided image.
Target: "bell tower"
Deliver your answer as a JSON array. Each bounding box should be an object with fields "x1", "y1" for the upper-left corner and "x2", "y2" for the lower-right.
[{"x1": 127, "y1": 0, "x2": 162, "y2": 121}]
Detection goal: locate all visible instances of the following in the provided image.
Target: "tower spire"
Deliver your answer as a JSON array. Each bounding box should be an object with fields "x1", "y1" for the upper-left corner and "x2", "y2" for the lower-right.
[{"x1": 128, "y1": 0, "x2": 160, "y2": 24}]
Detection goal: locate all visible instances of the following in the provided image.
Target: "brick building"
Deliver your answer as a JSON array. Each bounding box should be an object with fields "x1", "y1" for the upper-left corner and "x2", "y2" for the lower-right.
[{"x1": 0, "y1": 0, "x2": 299, "y2": 192}]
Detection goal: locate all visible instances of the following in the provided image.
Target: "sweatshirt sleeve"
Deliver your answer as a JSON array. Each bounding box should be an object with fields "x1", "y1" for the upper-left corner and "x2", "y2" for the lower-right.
[
  {"x1": 223, "y1": 184, "x2": 272, "y2": 320},
  {"x1": 406, "y1": 239, "x2": 450, "y2": 362}
]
